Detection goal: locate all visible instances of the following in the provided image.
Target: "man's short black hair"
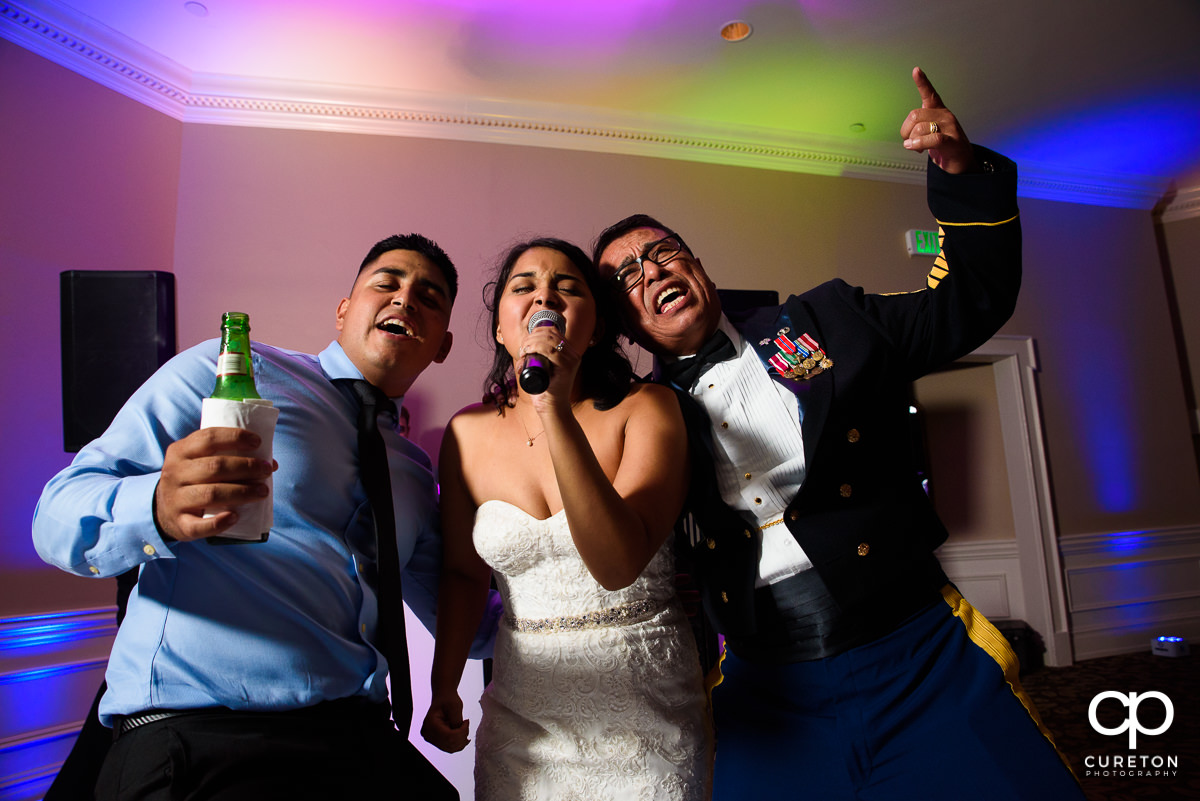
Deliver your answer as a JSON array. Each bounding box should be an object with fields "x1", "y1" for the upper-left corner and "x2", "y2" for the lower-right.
[
  {"x1": 357, "y1": 233, "x2": 458, "y2": 303},
  {"x1": 591, "y1": 214, "x2": 692, "y2": 269}
]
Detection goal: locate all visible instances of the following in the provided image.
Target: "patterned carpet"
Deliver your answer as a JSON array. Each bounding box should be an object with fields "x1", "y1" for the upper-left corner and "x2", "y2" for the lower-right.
[{"x1": 1020, "y1": 650, "x2": 1198, "y2": 800}]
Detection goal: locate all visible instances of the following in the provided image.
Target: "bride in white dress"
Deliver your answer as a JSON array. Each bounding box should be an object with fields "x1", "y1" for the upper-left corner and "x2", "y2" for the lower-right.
[{"x1": 421, "y1": 238, "x2": 712, "y2": 800}]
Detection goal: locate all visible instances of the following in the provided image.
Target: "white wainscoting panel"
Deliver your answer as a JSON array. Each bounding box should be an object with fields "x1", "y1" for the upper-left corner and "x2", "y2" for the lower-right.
[
  {"x1": 1060, "y1": 526, "x2": 1200, "y2": 660},
  {"x1": 935, "y1": 538, "x2": 1023, "y2": 622}
]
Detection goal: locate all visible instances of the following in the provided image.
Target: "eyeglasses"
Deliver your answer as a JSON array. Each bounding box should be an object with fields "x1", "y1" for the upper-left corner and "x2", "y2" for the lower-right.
[{"x1": 609, "y1": 236, "x2": 684, "y2": 294}]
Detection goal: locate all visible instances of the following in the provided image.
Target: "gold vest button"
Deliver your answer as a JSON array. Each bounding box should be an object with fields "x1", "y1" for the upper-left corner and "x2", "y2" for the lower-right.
[
  {"x1": 788, "y1": 510, "x2": 799, "y2": 521},
  {"x1": 847, "y1": 428, "x2": 860, "y2": 443},
  {"x1": 857, "y1": 542, "x2": 870, "y2": 556},
  {"x1": 839, "y1": 484, "x2": 853, "y2": 498},
  {"x1": 706, "y1": 538, "x2": 716, "y2": 550},
  {"x1": 720, "y1": 591, "x2": 729, "y2": 603}
]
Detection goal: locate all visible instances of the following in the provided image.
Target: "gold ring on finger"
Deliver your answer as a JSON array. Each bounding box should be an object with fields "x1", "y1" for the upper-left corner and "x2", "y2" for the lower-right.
[{"x1": 928, "y1": 121, "x2": 940, "y2": 135}]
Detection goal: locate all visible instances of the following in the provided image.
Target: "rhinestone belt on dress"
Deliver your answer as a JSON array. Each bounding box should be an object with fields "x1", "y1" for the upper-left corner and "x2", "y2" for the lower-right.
[{"x1": 508, "y1": 598, "x2": 663, "y2": 633}]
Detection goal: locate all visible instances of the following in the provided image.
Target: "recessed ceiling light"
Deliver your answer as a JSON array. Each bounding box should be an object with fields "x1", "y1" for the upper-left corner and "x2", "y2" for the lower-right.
[
  {"x1": 184, "y1": 1, "x2": 209, "y2": 17},
  {"x1": 720, "y1": 21, "x2": 752, "y2": 42}
]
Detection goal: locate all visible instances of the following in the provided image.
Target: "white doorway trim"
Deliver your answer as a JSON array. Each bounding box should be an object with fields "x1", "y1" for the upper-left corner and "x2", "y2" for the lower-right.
[{"x1": 956, "y1": 336, "x2": 1073, "y2": 666}]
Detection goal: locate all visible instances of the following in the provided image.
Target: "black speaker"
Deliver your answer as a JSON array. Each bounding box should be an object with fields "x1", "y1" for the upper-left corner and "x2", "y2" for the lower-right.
[
  {"x1": 717, "y1": 288, "x2": 779, "y2": 315},
  {"x1": 995, "y1": 619, "x2": 1045, "y2": 675},
  {"x1": 61, "y1": 271, "x2": 176, "y2": 452}
]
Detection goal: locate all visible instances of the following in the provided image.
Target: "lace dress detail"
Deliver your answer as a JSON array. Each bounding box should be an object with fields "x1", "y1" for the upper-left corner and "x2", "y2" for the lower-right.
[{"x1": 473, "y1": 500, "x2": 712, "y2": 801}]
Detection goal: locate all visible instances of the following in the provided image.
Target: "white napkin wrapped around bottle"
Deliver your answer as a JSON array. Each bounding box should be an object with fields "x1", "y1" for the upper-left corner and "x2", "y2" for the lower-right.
[{"x1": 200, "y1": 397, "x2": 279, "y2": 541}]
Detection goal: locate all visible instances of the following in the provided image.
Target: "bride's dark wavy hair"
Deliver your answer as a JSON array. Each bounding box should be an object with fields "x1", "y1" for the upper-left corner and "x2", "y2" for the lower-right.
[{"x1": 482, "y1": 237, "x2": 634, "y2": 413}]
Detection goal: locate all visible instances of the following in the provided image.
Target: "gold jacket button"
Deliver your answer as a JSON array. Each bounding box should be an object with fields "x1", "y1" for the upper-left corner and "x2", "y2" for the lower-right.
[
  {"x1": 839, "y1": 484, "x2": 853, "y2": 498},
  {"x1": 788, "y1": 510, "x2": 799, "y2": 521},
  {"x1": 857, "y1": 543, "x2": 870, "y2": 556},
  {"x1": 720, "y1": 591, "x2": 729, "y2": 603},
  {"x1": 847, "y1": 428, "x2": 861, "y2": 443},
  {"x1": 744, "y1": 529, "x2": 753, "y2": 539},
  {"x1": 706, "y1": 537, "x2": 716, "y2": 550}
]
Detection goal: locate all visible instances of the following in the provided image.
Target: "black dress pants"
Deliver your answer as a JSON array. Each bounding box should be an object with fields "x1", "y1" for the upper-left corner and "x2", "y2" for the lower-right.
[{"x1": 95, "y1": 700, "x2": 457, "y2": 801}]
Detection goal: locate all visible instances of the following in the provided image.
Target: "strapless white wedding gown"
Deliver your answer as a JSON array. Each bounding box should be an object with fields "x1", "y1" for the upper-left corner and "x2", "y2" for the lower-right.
[{"x1": 472, "y1": 500, "x2": 712, "y2": 801}]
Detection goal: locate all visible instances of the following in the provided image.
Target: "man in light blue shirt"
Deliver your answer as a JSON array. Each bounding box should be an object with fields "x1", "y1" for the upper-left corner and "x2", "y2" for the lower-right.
[{"x1": 33, "y1": 233, "x2": 494, "y2": 800}]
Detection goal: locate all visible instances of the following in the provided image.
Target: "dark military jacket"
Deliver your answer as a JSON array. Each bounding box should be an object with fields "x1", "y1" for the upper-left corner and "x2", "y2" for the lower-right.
[{"x1": 674, "y1": 148, "x2": 1022, "y2": 639}]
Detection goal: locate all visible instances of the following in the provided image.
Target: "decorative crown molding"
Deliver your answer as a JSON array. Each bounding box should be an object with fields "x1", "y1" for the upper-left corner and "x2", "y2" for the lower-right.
[
  {"x1": 2, "y1": 0, "x2": 1188, "y2": 212},
  {"x1": 1156, "y1": 185, "x2": 1200, "y2": 223}
]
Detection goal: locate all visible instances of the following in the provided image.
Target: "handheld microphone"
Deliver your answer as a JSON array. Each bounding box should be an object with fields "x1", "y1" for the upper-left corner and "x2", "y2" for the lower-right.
[{"x1": 518, "y1": 310, "x2": 565, "y2": 394}]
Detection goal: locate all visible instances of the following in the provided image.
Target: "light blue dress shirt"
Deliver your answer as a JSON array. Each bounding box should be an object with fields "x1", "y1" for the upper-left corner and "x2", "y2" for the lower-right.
[{"x1": 33, "y1": 339, "x2": 494, "y2": 725}]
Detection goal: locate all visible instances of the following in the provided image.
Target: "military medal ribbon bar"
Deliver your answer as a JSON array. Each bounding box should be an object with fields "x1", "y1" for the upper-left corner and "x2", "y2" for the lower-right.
[{"x1": 764, "y1": 329, "x2": 833, "y2": 381}]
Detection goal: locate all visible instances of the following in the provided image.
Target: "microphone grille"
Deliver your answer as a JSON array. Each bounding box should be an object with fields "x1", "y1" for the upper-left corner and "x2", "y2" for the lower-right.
[{"x1": 527, "y1": 309, "x2": 565, "y2": 333}]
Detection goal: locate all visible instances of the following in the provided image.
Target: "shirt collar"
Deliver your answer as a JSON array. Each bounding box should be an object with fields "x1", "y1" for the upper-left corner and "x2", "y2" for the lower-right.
[
  {"x1": 318, "y1": 341, "x2": 406, "y2": 409},
  {"x1": 652, "y1": 314, "x2": 743, "y2": 381}
]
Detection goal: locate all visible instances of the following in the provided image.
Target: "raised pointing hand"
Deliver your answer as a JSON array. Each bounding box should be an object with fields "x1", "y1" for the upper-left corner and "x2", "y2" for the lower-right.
[{"x1": 901, "y1": 67, "x2": 977, "y2": 174}]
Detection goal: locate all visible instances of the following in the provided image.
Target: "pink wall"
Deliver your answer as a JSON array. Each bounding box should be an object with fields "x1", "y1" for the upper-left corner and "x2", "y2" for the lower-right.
[{"x1": 1, "y1": 41, "x2": 182, "y2": 612}]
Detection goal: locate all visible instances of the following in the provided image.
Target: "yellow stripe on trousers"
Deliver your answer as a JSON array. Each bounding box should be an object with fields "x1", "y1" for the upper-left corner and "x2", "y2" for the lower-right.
[{"x1": 940, "y1": 584, "x2": 1079, "y2": 780}]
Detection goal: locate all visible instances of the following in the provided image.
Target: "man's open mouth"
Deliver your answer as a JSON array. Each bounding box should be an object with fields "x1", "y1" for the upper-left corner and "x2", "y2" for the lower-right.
[
  {"x1": 655, "y1": 285, "x2": 687, "y2": 315},
  {"x1": 378, "y1": 319, "x2": 416, "y2": 338}
]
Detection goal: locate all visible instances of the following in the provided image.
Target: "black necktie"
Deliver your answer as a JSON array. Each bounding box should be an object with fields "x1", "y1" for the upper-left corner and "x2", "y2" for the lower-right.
[
  {"x1": 662, "y1": 329, "x2": 737, "y2": 389},
  {"x1": 345, "y1": 379, "x2": 412, "y2": 731}
]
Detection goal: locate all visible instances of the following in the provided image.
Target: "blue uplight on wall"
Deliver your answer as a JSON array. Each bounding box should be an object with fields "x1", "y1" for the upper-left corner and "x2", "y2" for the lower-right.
[
  {"x1": 1105, "y1": 531, "x2": 1150, "y2": 554},
  {"x1": 1064, "y1": 321, "x2": 1138, "y2": 513},
  {"x1": 997, "y1": 87, "x2": 1200, "y2": 181}
]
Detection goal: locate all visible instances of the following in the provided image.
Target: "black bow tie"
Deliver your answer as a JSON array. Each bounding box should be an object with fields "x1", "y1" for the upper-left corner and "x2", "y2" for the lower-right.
[{"x1": 662, "y1": 330, "x2": 737, "y2": 389}]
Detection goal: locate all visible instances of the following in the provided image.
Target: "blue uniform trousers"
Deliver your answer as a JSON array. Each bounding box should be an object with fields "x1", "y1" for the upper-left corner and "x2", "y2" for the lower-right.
[{"x1": 711, "y1": 587, "x2": 1085, "y2": 800}]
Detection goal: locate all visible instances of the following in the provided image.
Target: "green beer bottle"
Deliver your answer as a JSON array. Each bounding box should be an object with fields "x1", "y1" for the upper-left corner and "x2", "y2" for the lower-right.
[
  {"x1": 205, "y1": 311, "x2": 272, "y2": 544},
  {"x1": 212, "y1": 312, "x2": 262, "y2": 400}
]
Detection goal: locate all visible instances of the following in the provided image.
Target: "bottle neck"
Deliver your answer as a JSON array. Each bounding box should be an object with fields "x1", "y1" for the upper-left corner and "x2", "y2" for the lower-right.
[{"x1": 212, "y1": 326, "x2": 261, "y2": 400}]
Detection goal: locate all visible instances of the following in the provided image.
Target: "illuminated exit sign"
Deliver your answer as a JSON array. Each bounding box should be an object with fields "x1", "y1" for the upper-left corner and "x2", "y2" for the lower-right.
[{"x1": 905, "y1": 229, "x2": 940, "y2": 257}]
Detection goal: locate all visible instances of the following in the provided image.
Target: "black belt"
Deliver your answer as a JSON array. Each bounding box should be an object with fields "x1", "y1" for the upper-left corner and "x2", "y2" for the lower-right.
[
  {"x1": 112, "y1": 709, "x2": 194, "y2": 740},
  {"x1": 111, "y1": 696, "x2": 389, "y2": 742},
  {"x1": 724, "y1": 569, "x2": 944, "y2": 664}
]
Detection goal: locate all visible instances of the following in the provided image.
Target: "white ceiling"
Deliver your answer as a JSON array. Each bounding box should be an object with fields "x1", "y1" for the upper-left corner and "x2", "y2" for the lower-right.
[{"x1": 5, "y1": 0, "x2": 1200, "y2": 214}]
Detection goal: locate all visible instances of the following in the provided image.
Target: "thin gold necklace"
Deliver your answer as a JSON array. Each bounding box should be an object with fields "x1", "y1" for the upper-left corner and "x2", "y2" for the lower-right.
[
  {"x1": 517, "y1": 410, "x2": 543, "y2": 447},
  {"x1": 513, "y1": 396, "x2": 582, "y2": 447}
]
